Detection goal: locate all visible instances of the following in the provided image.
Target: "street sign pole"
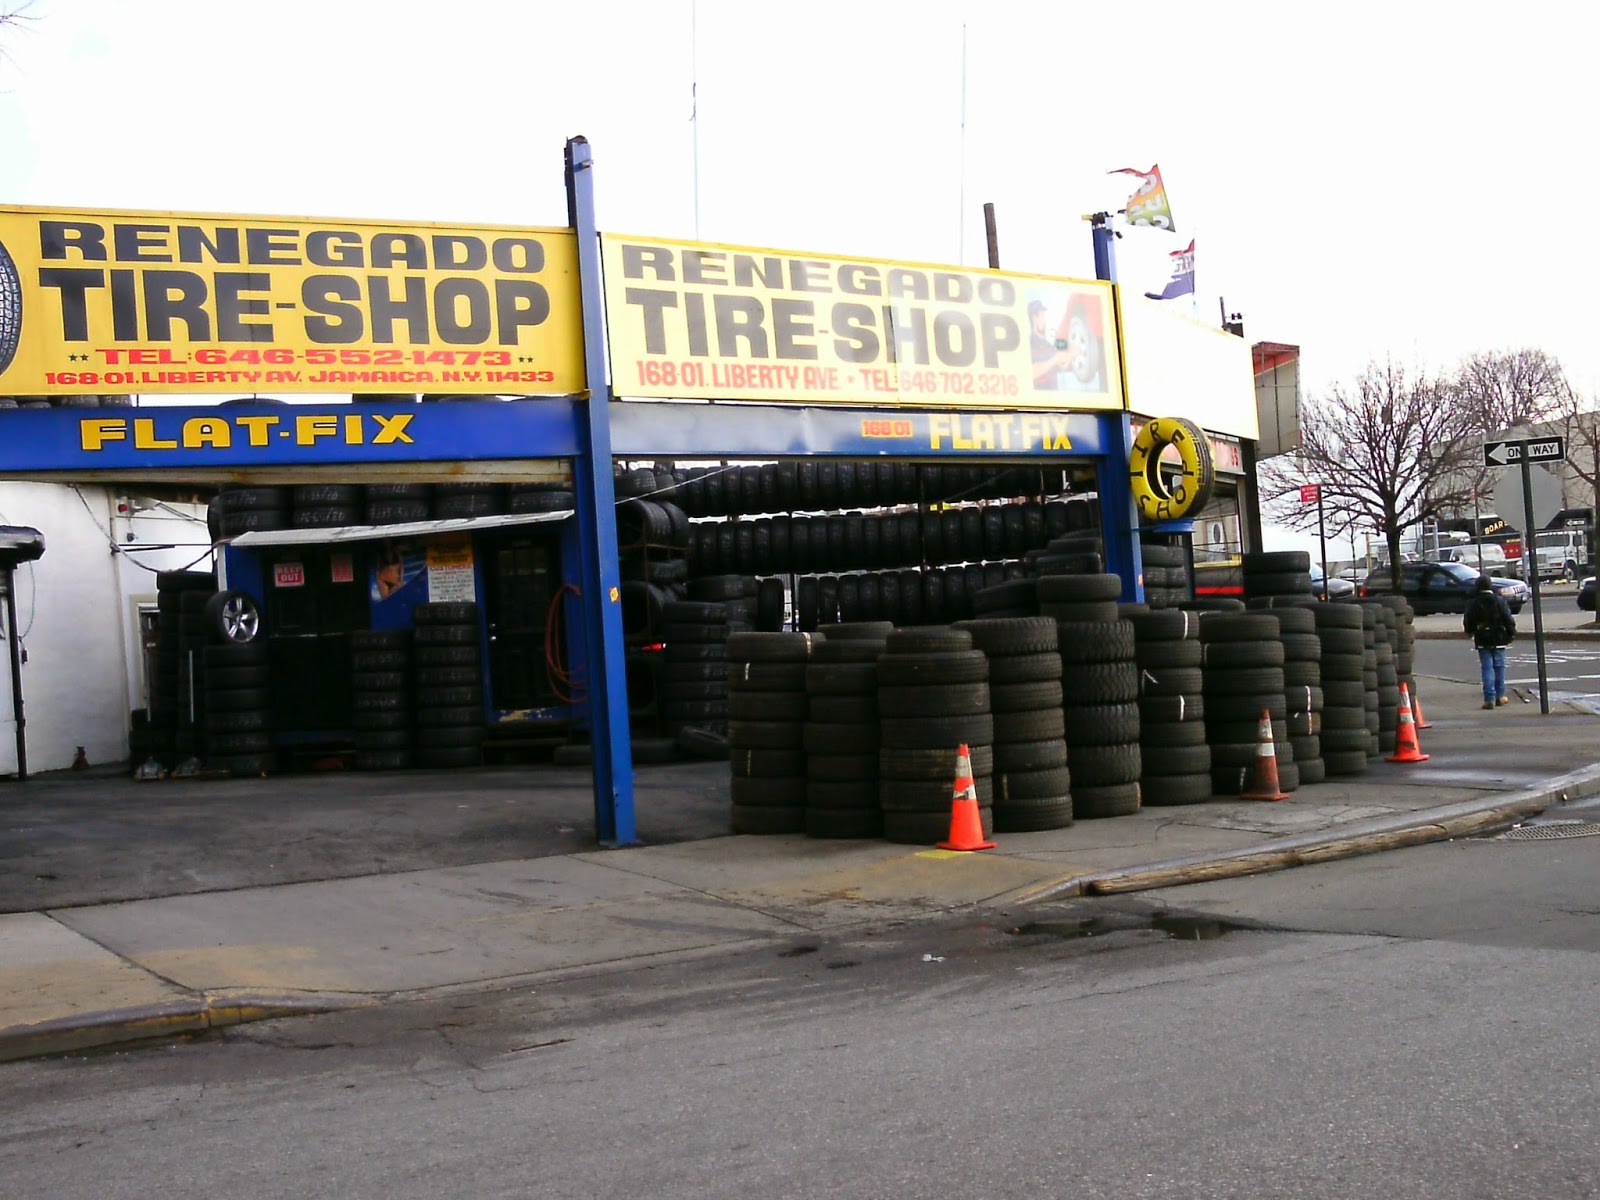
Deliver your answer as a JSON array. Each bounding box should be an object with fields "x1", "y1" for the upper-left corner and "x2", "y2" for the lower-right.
[
  {"x1": 1316, "y1": 490, "x2": 1329, "y2": 600},
  {"x1": 1519, "y1": 452, "x2": 1550, "y2": 714}
]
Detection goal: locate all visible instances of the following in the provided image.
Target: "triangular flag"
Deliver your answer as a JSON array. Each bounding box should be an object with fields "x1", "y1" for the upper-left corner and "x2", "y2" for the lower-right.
[
  {"x1": 1110, "y1": 164, "x2": 1175, "y2": 231},
  {"x1": 1146, "y1": 239, "x2": 1195, "y2": 301}
]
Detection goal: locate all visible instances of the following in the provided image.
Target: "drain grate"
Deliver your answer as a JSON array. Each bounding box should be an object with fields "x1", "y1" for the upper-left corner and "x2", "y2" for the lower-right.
[{"x1": 1499, "y1": 822, "x2": 1600, "y2": 842}]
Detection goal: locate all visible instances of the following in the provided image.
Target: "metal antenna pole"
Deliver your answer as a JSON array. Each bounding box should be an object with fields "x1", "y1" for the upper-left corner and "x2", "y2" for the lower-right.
[
  {"x1": 957, "y1": 23, "x2": 968, "y2": 264},
  {"x1": 691, "y1": 0, "x2": 701, "y2": 239}
]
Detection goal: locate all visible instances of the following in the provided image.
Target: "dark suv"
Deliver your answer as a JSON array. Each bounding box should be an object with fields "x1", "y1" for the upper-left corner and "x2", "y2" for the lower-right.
[{"x1": 1360, "y1": 560, "x2": 1528, "y2": 614}]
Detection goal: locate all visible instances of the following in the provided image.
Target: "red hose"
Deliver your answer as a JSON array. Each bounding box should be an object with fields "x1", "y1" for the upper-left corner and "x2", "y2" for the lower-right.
[{"x1": 545, "y1": 583, "x2": 585, "y2": 705}]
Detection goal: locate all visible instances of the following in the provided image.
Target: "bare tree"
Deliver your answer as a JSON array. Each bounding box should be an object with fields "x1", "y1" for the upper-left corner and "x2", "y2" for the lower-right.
[
  {"x1": 1559, "y1": 390, "x2": 1600, "y2": 601},
  {"x1": 1260, "y1": 362, "x2": 1478, "y2": 586},
  {"x1": 1454, "y1": 348, "x2": 1572, "y2": 434},
  {"x1": 0, "y1": 3, "x2": 36, "y2": 70}
]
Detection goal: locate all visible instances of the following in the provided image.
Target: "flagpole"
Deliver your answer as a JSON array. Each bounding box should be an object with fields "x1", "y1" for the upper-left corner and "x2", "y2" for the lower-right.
[
  {"x1": 691, "y1": 0, "x2": 701, "y2": 239},
  {"x1": 957, "y1": 23, "x2": 968, "y2": 265}
]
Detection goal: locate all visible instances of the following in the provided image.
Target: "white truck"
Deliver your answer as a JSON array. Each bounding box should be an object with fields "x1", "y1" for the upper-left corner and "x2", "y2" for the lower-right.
[{"x1": 1532, "y1": 529, "x2": 1592, "y2": 581}]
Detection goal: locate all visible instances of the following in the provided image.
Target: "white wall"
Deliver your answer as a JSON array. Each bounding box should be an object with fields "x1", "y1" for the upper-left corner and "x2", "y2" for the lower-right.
[{"x1": 0, "y1": 483, "x2": 211, "y2": 775}]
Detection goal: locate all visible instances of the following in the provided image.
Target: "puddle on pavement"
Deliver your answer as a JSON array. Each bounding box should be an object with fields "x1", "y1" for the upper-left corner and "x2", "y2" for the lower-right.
[{"x1": 1008, "y1": 913, "x2": 1243, "y2": 942}]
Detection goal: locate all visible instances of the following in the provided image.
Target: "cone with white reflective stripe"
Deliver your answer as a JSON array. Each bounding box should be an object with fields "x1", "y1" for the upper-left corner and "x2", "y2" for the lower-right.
[
  {"x1": 1239, "y1": 708, "x2": 1290, "y2": 801},
  {"x1": 1387, "y1": 683, "x2": 1430, "y2": 762},
  {"x1": 938, "y1": 744, "x2": 996, "y2": 850}
]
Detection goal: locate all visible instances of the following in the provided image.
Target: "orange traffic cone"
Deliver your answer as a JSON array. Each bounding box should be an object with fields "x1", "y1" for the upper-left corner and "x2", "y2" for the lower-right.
[
  {"x1": 1387, "y1": 683, "x2": 1430, "y2": 762},
  {"x1": 1239, "y1": 709, "x2": 1290, "y2": 801},
  {"x1": 1409, "y1": 681, "x2": 1432, "y2": 729},
  {"x1": 938, "y1": 744, "x2": 996, "y2": 851}
]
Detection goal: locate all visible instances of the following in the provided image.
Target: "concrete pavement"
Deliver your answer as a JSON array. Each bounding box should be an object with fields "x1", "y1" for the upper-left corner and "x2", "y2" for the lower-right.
[{"x1": 5, "y1": 665, "x2": 1600, "y2": 1062}]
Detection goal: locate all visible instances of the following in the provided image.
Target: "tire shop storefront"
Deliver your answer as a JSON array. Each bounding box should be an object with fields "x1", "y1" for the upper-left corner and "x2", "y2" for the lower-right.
[{"x1": 0, "y1": 151, "x2": 1260, "y2": 843}]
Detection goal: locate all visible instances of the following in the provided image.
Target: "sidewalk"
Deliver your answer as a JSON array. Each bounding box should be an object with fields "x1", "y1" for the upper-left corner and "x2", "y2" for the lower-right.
[{"x1": 6, "y1": 670, "x2": 1600, "y2": 1062}]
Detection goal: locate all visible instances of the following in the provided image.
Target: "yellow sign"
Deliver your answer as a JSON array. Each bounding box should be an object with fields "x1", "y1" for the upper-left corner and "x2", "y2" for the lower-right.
[
  {"x1": 601, "y1": 234, "x2": 1124, "y2": 411},
  {"x1": 0, "y1": 206, "x2": 585, "y2": 395}
]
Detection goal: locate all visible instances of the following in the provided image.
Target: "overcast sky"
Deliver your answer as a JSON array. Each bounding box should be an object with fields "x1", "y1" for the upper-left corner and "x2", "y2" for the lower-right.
[{"x1": 3, "y1": 0, "x2": 1596, "y2": 403}]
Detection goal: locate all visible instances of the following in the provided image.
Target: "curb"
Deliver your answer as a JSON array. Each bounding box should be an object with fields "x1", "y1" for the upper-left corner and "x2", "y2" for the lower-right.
[
  {"x1": 997, "y1": 762, "x2": 1600, "y2": 905},
  {"x1": 0, "y1": 989, "x2": 367, "y2": 1064}
]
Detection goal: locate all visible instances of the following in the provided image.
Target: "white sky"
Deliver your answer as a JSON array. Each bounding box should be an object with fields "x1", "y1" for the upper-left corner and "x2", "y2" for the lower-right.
[{"x1": 4, "y1": 0, "x2": 1596, "y2": 402}]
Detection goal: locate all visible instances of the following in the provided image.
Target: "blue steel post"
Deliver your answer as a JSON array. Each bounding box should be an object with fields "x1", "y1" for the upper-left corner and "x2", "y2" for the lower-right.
[
  {"x1": 1089, "y1": 214, "x2": 1144, "y2": 602},
  {"x1": 565, "y1": 136, "x2": 637, "y2": 846}
]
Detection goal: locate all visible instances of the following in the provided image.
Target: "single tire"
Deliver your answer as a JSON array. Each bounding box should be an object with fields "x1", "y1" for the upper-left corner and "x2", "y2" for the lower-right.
[
  {"x1": 204, "y1": 590, "x2": 263, "y2": 644},
  {"x1": 800, "y1": 722, "x2": 879, "y2": 755},
  {"x1": 992, "y1": 738, "x2": 1069, "y2": 772},
  {"x1": 1064, "y1": 701, "x2": 1141, "y2": 745},
  {"x1": 730, "y1": 747, "x2": 806, "y2": 778},
  {"x1": 1037, "y1": 574, "x2": 1122, "y2": 603},
  {"x1": 878, "y1": 743, "x2": 995, "y2": 781},
  {"x1": 1056, "y1": 620, "x2": 1137, "y2": 664},
  {"x1": 1068, "y1": 743, "x2": 1142, "y2": 787},
  {"x1": 1140, "y1": 772, "x2": 1213, "y2": 806},
  {"x1": 1060, "y1": 660, "x2": 1140, "y2": 705},
  {"x1": 987, "y1": 653, "x2": 1064, "y2": 684},
  {"x1": 953, "y1": 616, "x2": 1059, "y2": 657},
  {"x1": 874, "y1": 651, "x2": 989, "y2": 687},
  {"x1": 1071, "y1": 782, "x2": 1141, "y2": 819}
]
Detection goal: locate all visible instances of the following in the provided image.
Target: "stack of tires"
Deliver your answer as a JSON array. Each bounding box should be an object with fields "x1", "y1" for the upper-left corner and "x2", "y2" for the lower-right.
[
  {"x1": 1312, "y1": 602, "x2": 1369, "y2": 776},
  {"x1": 617, "y1": 496, "x2": 691, "y2": 595},
  {"x1": 149, "y1": 571, "x2": 213, "y2": 764},
  {"x1": 175, "y1": 586, "x2": 215, "y2": 763},
  {"x1": 1140, "y1": 538, "x2": 1189, "y2": 609},
  {"x1": 365, "y1": 484, "x2": 432, "y2": 525},
  {"x1": 1201, "y1": 613, "x2": 1297, "y2": 795},
  {"x1": 803, "y1": 623, "x2": 891, "y2": 839},
  {"x1": 1129, "y1": 609, "x2": 1212, "y2": 806},
  {"x1": 1356, "y1": 605, "x2": 1384, "y2": 757},
  {"x1": 1379, "y1": 596, "x2": 1417, "y2": 700},
  {"x1": 411, "y1": 602, "x2": 486, "y2": 768},
  {"x1": 1043, "y1": 576, "x2": 1142, "y2": 818},
  {"x1": 956, "y1": 617, "x2": 1072, "y2": 832},
  {"x1": 214, "y1": 486, "x2": 290, "y2": 537},
  {"x1": 433, "y1": 483, "x2": 502, "y2": 520},
  {"x1": 659, "y1": 601, "x2": 733, "y2": 736},
  {"x1": 1271, "y1": 606, "x2": 1326, "y2": 786},
  {"x1": 1365, "y1": 602, "x2": 1403, "y2": 755},
  {"x1": 1242, "y1": 551, "x2": 1313, "y2": 602},
  {"x1": 292, "y1": 484, "x2": 361, "y2": 528},
  {"x1": 351, "y1": 629, "x2": 415, "y2": 770},
  {"x1": 726, "y1": 631, "x2": 815, "y2": 834},
  {"x1": 876, "y1": 627, "x2": 995, "y2": 844},
  {"x1": 689, "y1": 574, "x2": 757, "y2": 629},
  {"x1": 203, "y1": 637, "x2": 275, "y2": 776}
]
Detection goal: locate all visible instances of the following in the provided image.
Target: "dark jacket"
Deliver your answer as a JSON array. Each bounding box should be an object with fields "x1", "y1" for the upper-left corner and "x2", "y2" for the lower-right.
[{"x1": 1463, "y1": 589, "x2": 1516, "y2": 650}]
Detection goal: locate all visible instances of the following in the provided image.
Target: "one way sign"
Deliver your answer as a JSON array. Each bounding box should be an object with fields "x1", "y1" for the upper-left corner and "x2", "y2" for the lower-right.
[{"x1": 1483, "y1": 436, "x2": 1566, "y2": 467}]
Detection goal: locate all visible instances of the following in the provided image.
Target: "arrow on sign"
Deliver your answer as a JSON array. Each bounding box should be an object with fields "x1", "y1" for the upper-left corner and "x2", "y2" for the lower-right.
[{"x1": 1484, "y1": 441, "x2": 1519, "y2": 466}]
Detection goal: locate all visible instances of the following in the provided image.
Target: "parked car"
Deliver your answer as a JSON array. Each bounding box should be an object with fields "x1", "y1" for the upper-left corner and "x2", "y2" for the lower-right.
[
  {"x1": 1360, "y1": 560, "x2": 1529, "y2": 614},
  {"x1": 1579, "y1": 576, "x2": 1596, "y2": 612},
  {"x1": 1435, "y1": 542, "x2": 1514, "y2": 578},
  {"x1": 1309, "y1": 564, "x2": 1356, "y2": 600}
]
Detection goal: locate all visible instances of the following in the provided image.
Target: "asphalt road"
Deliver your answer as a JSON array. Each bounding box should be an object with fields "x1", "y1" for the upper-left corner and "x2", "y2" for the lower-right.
[{"x1": 3, "y1": 831, "x2": 1598, "y2": 1199}]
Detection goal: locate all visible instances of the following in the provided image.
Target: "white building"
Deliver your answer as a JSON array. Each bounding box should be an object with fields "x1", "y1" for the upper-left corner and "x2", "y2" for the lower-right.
[{"x1": 0, "y1": 482, "x2": 211, "y2": 776}]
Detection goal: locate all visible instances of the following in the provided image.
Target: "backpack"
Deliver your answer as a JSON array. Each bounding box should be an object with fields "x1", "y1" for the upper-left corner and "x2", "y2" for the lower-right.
[{"x1": 1496, "y1": 602, "x2": 1518, "y2": 645}]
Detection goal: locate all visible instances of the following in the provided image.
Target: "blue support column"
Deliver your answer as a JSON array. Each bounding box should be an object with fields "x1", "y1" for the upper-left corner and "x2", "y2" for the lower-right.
[
  {"x1": 565, "y1": 136, "x2": 637, "y2": 847},
  {"x1": 1088, "y1": 216, "x2": 1142, "y2": 602},
  {"x1": 1097, "y1": 413, "x2": 1145, "y2": 602}
]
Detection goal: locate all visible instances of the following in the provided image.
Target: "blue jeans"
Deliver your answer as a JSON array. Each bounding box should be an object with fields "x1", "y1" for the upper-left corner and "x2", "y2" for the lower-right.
[{"x1": 1478, "y1": 646, "x2": 1506, "y2": 703}]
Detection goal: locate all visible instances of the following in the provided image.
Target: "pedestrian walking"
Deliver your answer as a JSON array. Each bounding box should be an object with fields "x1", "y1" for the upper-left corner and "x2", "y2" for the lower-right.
[{"x1": 1462, "y1": 575, "x2": 1516, "y2": 709}]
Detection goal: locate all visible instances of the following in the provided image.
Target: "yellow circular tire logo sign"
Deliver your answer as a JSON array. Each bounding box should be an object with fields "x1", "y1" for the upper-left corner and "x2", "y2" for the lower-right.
[{"x1": 1129, "y1": 416, "x2": 1215, "y2": 522}]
